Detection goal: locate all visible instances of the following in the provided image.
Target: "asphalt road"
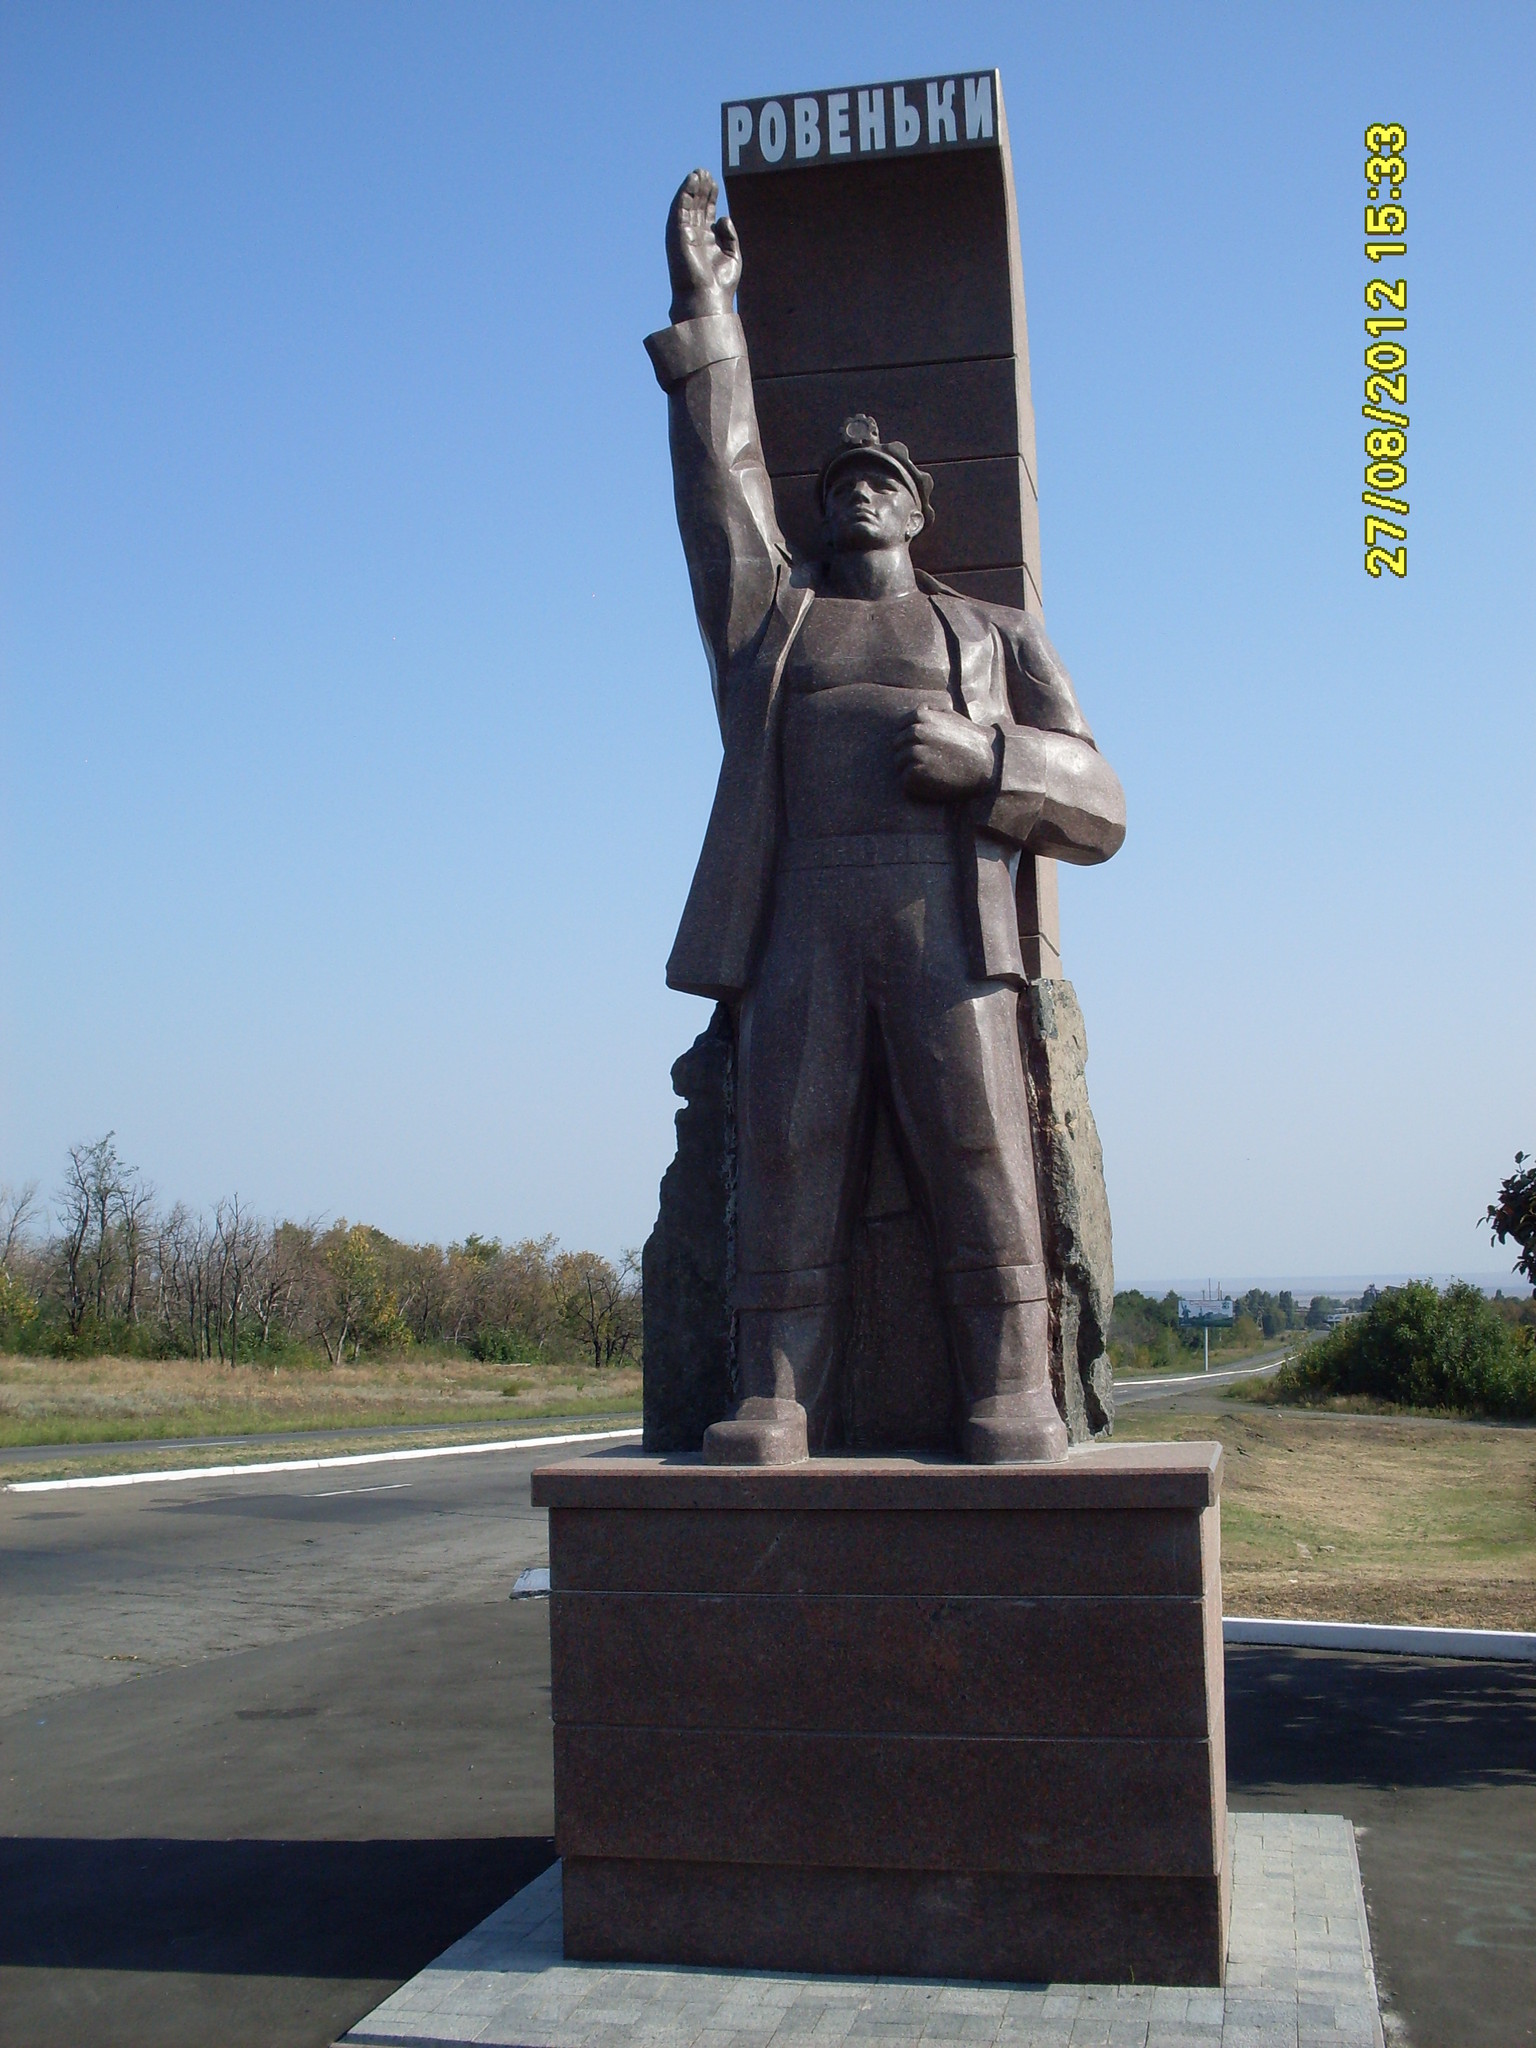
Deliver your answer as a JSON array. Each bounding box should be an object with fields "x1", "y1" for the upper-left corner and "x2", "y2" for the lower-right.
[
  {"x1": 0, "y1": 1440, "x2": 572, "y2": 2046},
  {"x1": 1112, "y1": 1352, "x2": 1289, "y2": 1414},
  {"x1": 0, "y1": 1437, "x2": 586, "y2": 1717},
  {"x1": 2, "y1": 1434, "x2": 1532, "y2": 2048}
]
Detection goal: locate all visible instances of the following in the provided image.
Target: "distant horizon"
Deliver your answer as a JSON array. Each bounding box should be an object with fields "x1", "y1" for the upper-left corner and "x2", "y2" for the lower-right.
[{"x1": 1122, "y1": 1272, "x2": 1533, "y2": 1303}]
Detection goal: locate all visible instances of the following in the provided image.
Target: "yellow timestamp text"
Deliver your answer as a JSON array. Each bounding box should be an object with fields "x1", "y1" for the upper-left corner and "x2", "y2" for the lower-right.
[{"x1": 1362, "y1": 123, "x2": 1407, "y2": 578}]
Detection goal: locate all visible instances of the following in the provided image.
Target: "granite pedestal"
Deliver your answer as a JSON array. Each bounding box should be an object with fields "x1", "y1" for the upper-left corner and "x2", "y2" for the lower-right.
[{"x1": 529, "y1": 1443, "x2": 1228, "y2": 1987}]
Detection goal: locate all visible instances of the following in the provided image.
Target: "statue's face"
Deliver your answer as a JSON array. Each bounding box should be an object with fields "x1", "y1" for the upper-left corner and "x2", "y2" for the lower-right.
[{"x1": 822, "y1": 457, "x2": 923, "y2": 555}]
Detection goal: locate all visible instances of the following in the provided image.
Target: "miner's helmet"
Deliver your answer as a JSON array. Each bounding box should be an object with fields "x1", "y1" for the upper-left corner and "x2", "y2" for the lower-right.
[{"x1": 816, "y1": 414, "x2": 936, "y2": 531}]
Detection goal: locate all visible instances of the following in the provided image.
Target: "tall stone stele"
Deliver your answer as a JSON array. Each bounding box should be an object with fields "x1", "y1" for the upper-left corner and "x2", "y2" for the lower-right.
[{"x1": 643, "y1": 72, "x2": 1122, "y2": 1458}]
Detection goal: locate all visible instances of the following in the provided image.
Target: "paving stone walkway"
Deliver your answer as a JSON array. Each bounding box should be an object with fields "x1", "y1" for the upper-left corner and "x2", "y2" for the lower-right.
[{"x1": 340, "y1": 1813, "x2": 1384, "y2": 2048}]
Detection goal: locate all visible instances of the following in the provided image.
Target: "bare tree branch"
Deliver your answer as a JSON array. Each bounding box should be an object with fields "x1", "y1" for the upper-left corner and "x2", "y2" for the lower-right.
[{"x1": 0, "y1": 1182, "x2": 39, "y2": 1275}]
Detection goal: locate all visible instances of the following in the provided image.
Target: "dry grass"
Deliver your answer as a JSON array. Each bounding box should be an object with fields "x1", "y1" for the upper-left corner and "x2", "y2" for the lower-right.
[
  {"x1": 0, "y1": 1348, "x2": 641, "y2": 1451},
  {"x1": 1114, "y1": 1406, "x2": 1536, "y2": 1629}
]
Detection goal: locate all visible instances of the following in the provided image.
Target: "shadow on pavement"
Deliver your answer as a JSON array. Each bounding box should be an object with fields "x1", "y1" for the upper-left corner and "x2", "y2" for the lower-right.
[
  {"x1": 1227, "y1": 1647, "x2": 1536, "y2": 2048},
  {"x1": 1226, "y1": 1645, "x2": 1536, "y2": 1791},
  {"x1": 0, "y1": 1835, "x2": 555, "y2": 1980}
]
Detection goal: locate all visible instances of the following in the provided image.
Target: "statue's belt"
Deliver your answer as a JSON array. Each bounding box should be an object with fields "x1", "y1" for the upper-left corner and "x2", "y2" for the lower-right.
[{"x1": 779, "y1": 832, "x2": 953, "y2": 872}]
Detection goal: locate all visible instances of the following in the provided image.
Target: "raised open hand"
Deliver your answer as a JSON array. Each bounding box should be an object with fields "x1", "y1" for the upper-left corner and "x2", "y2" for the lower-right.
[{"x1": 666, "y1": 168, "x2": 742, "y2": 323}]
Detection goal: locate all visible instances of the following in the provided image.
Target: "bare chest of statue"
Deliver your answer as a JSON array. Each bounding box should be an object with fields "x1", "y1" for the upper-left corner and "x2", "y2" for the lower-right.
[{"x1": 780, "y1": 591, "x2": 954, "y2": 840}]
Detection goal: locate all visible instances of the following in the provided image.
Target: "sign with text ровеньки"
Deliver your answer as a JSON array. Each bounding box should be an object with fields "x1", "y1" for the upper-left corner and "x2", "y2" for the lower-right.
[{"x1": 722, "y1": 73, "x2": 1000, "y2": 176}]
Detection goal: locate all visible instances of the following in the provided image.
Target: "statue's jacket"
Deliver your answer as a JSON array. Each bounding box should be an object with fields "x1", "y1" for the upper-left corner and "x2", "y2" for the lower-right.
[{"x1": 646, "y1": 313, "x2": 1126, "y2": 1005}]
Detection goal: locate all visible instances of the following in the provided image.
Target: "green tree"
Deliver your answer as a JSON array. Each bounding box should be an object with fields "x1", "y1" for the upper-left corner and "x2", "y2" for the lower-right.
[
  {"x1": 0, "y1": 1267, "x2": 37, "y2": 1327},
  {"x1": 1108, "y1": 1289, "x2": 1186, "y2": 1370},
  {"x1": 1486, "y1": 1151, "x2": 1536, "y2": 1285},
  {"x1": 314, "y1": 1223, "x2": 409, "y2": 1363},
  {"x1": 1237, "y1": 1288, "x2": 1302, "y2": 1338}
]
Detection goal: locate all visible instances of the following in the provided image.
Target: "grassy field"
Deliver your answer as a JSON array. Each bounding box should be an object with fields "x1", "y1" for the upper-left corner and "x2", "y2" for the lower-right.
[
  {"x1": 0, "y1": 1348, "x2": 641, "y2": 1455},
  {"x1": 1115, "y1": 1405, "x2": 1536, "y2": 1629}
]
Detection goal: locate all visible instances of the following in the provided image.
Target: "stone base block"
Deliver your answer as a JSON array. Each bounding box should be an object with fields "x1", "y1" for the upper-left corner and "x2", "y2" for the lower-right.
[
  {"x1": 341, "y1": 1815, "x2": 1385, "y2": 2048},
  {"x1": 562, "y1": 1858, "x2": 1230, "y2": 1987},
  {"x1": 530, "y1": 1443, "x2": 1229, "y2": 1987}
]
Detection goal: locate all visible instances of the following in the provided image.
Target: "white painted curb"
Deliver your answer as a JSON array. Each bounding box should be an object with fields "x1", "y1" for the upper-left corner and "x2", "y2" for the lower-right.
[
  {"x1": 1224, "y1": 1616, "x2": 1536, "y2": 1663},
  {"x1": 4, "y1": 1426, "x2": 643, "y2": 1494},
  {"x1": 1115, "y1": 1358, "x2": 1285, "y2": 1391}
]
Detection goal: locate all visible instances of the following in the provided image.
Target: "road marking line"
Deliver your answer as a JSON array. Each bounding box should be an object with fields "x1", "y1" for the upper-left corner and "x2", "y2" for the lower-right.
[
  {"x1": 311, "y1": 1482, "x2": 411, "y2": 1497},
  {"x1": 4, "y1": 1427, "x2": 643, "y2": 1494}
]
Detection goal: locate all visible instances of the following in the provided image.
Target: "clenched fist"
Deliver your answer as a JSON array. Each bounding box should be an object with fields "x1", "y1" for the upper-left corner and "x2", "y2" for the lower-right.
[{"x1": 894, "y1": 704, "x2": 999, "y2": 803}]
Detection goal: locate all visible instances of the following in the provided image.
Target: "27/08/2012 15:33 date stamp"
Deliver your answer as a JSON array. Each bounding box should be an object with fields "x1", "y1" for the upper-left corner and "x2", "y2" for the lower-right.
[{"x1": 1362, "y1": 122, "x2": 1408, "y2": 577}]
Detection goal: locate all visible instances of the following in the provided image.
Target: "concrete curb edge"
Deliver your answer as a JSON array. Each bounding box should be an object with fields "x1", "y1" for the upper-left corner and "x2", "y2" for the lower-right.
[{"x1": 1223, "y1": 1615, "x2": 1536, "y2": 1662}]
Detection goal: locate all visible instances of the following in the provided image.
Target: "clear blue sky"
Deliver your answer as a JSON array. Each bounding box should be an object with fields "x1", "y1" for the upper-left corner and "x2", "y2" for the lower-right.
[{"x1": 3, "y1": 2, "x2": 1531, "y2": 1288}]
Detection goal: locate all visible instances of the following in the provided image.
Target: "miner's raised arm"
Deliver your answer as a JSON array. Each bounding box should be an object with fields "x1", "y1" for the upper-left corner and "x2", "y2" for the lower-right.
[{"x1": 644, "y1": 171, "x2": 787, "y2": 717}]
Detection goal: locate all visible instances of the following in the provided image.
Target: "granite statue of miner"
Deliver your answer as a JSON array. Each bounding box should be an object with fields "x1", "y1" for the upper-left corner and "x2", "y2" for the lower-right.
[{"x1": 647, "y1": 170, "x2": 1125, "y2": 1465}]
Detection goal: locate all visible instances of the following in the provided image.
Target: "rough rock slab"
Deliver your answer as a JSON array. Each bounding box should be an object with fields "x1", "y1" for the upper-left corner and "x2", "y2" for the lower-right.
[
  {"x1": 339, "y1": 1813, "x2": 1383, "y2": 2048},
  {"x1": 641, "y1": 1006, "x2": 737, "y2": 1455},
  {"x1": 1022, "y1": 978, "x2": 1115, "y2": 1442}
]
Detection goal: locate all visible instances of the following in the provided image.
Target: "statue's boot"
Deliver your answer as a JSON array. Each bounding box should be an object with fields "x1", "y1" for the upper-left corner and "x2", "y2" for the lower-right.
[
  {"x1": 953, "y1": 1300, "x2": 1068, "y2": 1463},
  {"x1": 702, "y1": 1303, "x2": 834, "y2": 1465},
  {"x1": 703, "y1": 1396, "x2": 808, "y2": 1465}
]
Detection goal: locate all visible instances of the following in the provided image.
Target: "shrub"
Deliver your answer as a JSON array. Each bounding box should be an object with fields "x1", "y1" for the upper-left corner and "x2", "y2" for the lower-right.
[
  {"x1": 1274, "y1": 1280, "x2": 1536, "y2": 1418},
  {"x1": 471, "y1": 1326, "x2": 543, "y2": 1366},
  {"x1": 9, "y1": 1314, "x2": 190, "y2": 1361}
]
